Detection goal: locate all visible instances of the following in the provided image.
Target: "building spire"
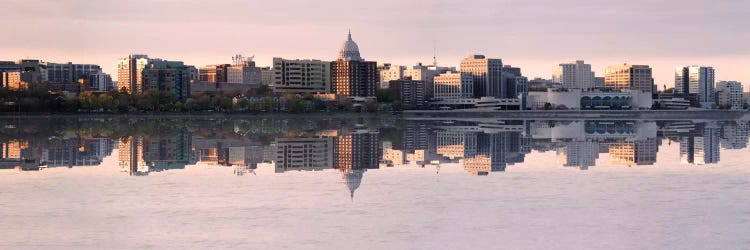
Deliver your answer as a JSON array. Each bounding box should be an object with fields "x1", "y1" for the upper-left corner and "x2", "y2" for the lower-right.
[
  {"x1": 347, "y1": 29, "x2": 352, "y2": 40},
  {"x1": 432, "y1": 40, "x2": 438, "y2": 67}
]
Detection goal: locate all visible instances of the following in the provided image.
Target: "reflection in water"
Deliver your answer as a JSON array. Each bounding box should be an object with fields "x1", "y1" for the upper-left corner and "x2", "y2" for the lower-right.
[{"x1": 1, "y1": 117, "x2": 749, "y2": 196}]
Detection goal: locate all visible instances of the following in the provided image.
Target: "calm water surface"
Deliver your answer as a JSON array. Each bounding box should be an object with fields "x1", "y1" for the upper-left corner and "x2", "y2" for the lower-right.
[{"x1": 0, "y1": 117, "x2": 748, "y2": 249}]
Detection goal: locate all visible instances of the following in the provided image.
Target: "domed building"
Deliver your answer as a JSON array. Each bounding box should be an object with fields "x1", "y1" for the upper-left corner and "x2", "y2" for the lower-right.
[
  {"x1": 331, "y1": 30, "x2": 379, "y2": 98},
  {"x1": 339, "y1": 30, "x2": 363, "y2": 61}
]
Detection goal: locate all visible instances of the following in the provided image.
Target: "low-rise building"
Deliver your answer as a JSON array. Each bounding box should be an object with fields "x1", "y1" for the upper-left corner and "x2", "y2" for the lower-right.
[
  {"x1": 716, "y1": 81, "x2": 744, "y2": 110},
  {"x1": 526, "y1": 89, "x2": 652, "y2": 110}
]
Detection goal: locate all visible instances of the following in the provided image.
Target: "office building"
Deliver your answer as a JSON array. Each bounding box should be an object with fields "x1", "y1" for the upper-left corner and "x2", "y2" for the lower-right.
[
  {"x1": 331, "y1": 31, "x2": 378, "y2": 98},
  {"x1": 272, "y1": 58, "x2": 331, "y2": 94},
  {"x1": 716, "y1": 81, "x2": 743, "y2": 110},
  {"x1": 227, "y1": 54, "x2": 261, "y2": 86},
  {"x1": 378, "y1": 63, "x2": 405, "y2": 89},
  {"x1": 503, "y1": 65, "x2": 528, "y2": 98},
  {"x1": 675, "y1": 66, "x2": 716, "y2": 108},
  {"x1": 199, "y1": 64, "x2": 230, "y2": 83},
  {"x1": 552, "y1": 60, "x2": 596, "y2": 90},
  {"x1": 604, "y1": 64, "x2": 653, "y2": 92},
  {"x1": 433, "y1": 71, "x2": 473, "y2": 100},
  {"x1": 460, "y1": 55, "x2": 505, "y2": 98}
]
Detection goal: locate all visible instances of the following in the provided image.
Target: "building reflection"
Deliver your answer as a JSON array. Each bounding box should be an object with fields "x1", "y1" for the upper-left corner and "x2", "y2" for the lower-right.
[{"x1": 2, "y1": 119, "x2": 749, "y2": 182}]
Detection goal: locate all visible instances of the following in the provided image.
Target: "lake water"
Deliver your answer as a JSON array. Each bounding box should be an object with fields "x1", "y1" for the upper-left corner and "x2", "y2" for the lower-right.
[{"x1": 1, "y1": 116, "x2": 748, "y2": 249}]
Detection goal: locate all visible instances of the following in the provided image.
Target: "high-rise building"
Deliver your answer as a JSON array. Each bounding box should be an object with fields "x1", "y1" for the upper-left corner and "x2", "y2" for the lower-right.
[
  {"x1": 675, "y1": 66, "x2": 715, "y2": 108},
  {"x1": 388, "y1": 79, "x2": 427, "y2": 110},
  {"x1": 552, "y1": 60, "x2": 596, "y2": 90},
  {"x1": 331, "y1": 31, "x2": 378, "y2": 98},
  {"x1": 716, "y1": 81, "x2": 743, "y2": 110},
  {"x1": 502, "y1": 65, "x2": 528, "y2": 98},
  {"x1": 117, "y1": 54, "x2": 150, "y2": 92},
  {"x1": 334, "y1": 129, "x2": 380, "y2": 170},
  {"x1": 141, "y1": 60, "x2": 191, "y2": 101},
  {"x1": 403, "y1": 63, "x2": 439, "y2": 98},
  {"x1": 378, "y1": 63, "x2": 405, "y2": 89},
  {"x1": 1, "y1": 71, "x2": 23, "y2": 90},
  {"x1": 272, "y1": 58, "x2": 331, "y2": 94},
  {"x1": 460, "y1": 55, "x2": 504, "y2": 98},
  {"x1": 433, "y1": 71, "x2": 473, "y2": 100},
  {"x1": 604, "y1": 64, "x2": 653, "y2": 92}
]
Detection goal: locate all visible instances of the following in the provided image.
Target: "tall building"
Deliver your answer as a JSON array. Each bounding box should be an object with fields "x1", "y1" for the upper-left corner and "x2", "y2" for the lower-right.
[
  {"x1": 604, "y1": 64, "x2": 653, "y2": 92},
  {"x1": 502, "y1": 65, "x2": 528, "y2": 98},
  {"x1": 434, "y1": 71, "x2": 473, "y2": 100},
  {"x1": 675, "y1": 66, "x2": 715, "y2": 108},
  {"x1": 378, "y1": 63, "x2": 404, "y2": 89},
  {"x1": 117, "y1": 54, "x2": 150, "y2": 92},
  {"x1": 716, "y1": 81, "x2": 743, "y2": 110},
  {"x1": 388, "y1": 79, "x2": 427, "y2": 110},
  {"x1": 460, "y1": 55, "x2": 504, "y2": 98},
  {"x1": 272, "y1": 58, "x2": 331, "y2": 94},
  {"x1": 552, "y1": 60, "x2": 596, "y2": 90},
  {"x1": 141, "y1": 60, "x2": 191, "y2": 101},
  {"x1": 44, "y1": 62, "x2": 112, "y2": 92},
  {"x1": 403, "y1": 63, "x2": 439, "y2": 98},
  {"x1": 1, "y1": 71, "x2": 23, "y2": 90},
  {"x1": 334, "y1": 129, "x2": 380, "y2": 170},
  {"x1": 331, "y1": 31, "x2": 378, "y2": 98}
]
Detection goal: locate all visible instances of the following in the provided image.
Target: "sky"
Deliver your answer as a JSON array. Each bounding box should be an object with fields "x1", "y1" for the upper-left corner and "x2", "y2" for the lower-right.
[{"x1": 2, "y1": 0, "x2": 749, "y2": 89}]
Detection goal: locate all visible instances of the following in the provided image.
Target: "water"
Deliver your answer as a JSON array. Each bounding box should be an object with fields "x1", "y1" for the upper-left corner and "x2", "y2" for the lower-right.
[{"x1": 0, "y1": 116, "x2": 748, "y2": 249}]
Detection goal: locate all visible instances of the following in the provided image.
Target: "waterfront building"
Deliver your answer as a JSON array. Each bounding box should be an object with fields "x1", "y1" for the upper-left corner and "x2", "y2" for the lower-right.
[
  {"x1": 331, "y1": 31, "x2": 378, "y2": 98},
  {"x1": 141, "y1": 60, "x2": 191, "y2": 101},
  {"x1": 503, "y1": 65, "x2": 528, "y2": 98},
  {"x1": 403, "y1": 63, "x2": 439, "y2": 98},
  {"x1": 334, "y1": 129, "x2": 381, "y2": 170},
  {"x1": 675, "y1": 66, "x2": 715, "y2": 108},
  {"x1": 434, "y1": 71, "x2": 474, "y2": 100},
  {"x1": 1, "y1": 71, "x2": 23, "y2": 90},
  {"x1": 716, "y1": 81, "x2": 744, "y2": 110},
  {"x1": 388, "y1": 79, "x2": 427, "y2": 110},
  {"x1": 552, "y1": 60, "x2": 596, "y2": 90},
  {"x1": 609, "y1": 138, "x2": 658, "y2": 166},
  {"x1": 199, "y1": 64, "x2": 230, "y2": 83},
  {"x1": 227, "y1": 55, "x2": 261, "y2": 87},
  {"x1": 460, "y1": 55, "x2": 504, "y2": 98},
  {"x1": 604, "y1": 64, "x2": 653, "y2": 92},
  {"x1": 526, "y1": 89, "x2": 652, "y2": 110},
  {"x1": 259, "y1": 67, "x2": 273, "y2": 86},
  {"x1": 117, "y1": 54, "x2": 150, "y2": 93},
  {"x1": 378, "y1": 63, "x2": 405, "y2": 89},
  {"x1": 272, "y1": 58, "x2": 331, "y2": 94}
]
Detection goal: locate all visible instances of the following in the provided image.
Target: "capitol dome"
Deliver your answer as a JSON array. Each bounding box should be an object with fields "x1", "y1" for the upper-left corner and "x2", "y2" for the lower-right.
[{"x1": 339, "y1": 30, "x2": 363, "y2": 61}]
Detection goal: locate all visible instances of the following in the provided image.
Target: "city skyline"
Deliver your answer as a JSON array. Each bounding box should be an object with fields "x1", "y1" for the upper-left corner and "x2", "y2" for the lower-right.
[{"x1": 2, "y1": 0, "x2": 749, "y2": 89}]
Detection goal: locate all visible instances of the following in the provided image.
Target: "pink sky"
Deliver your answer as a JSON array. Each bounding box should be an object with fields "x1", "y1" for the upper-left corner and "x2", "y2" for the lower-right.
[{"x1": 2, "y1": 0, "x2": 749, "y2": 89}]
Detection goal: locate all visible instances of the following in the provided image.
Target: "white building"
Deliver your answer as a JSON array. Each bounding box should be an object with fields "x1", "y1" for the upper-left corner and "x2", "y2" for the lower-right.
[
  {"x1": 526, "y1": 89, "x2": 652, "y2": 110},
  {"x1": 227, "y1": 56, "x2": 261, "y2": 87},
  {"x1": 675, "y1": 66, "x2": 715, "y2": 108},
  {"x1": 716, "y1": 81, "x2": 744, "y2": 110},
  {"x1": 272, "y1": 58, "x2": 331, "y2": 94},
  {"x1": 552, "y1": 60, "x2": 596, "y2": 90},
  {"x1": 378, "y1": 63, "x2": 404, "y2": 89}
]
